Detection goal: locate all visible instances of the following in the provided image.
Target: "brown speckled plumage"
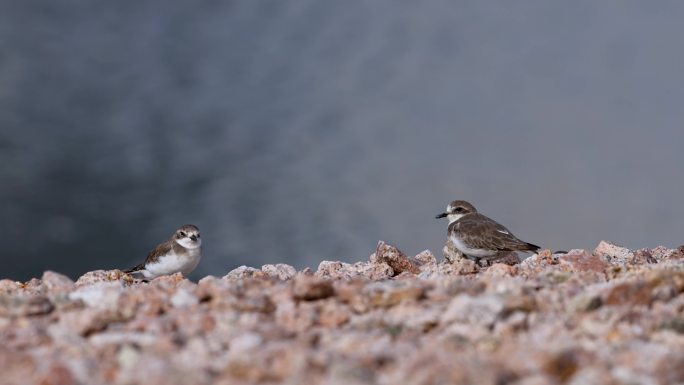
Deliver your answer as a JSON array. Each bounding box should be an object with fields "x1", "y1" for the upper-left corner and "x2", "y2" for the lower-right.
[{"x1": 448, "y1": 212, "x2": 539, "y2": 253}]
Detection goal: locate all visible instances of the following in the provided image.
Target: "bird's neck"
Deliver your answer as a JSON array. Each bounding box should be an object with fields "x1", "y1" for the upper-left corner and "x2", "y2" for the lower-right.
[{"x1": 447, "y1": 213, "x2": 466, "y2": 224}]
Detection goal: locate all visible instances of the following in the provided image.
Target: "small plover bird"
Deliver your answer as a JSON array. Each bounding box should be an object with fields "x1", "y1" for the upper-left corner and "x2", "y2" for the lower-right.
[
  {"x1": 436, "y1": 200, "x2": 540, "y2": 263},
  {"x1": 125, "y1": 224, "x2": 202, "y2": 279}
]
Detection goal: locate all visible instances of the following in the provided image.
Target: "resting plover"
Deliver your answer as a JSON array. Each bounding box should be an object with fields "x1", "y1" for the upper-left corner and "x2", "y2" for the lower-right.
[
  {"x1": 125, "y1": 224, "x2": 202, "y2": 279},
  {"x1": 436, "y1": 200, "x2": 539, "y2": 263}
]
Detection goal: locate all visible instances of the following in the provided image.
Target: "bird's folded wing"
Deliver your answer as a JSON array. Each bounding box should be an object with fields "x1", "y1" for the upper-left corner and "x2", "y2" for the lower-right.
[
  {"x1": 144, "y1": 241, "x2": 173, "y2": 264},
  {"x1": 452, "y1": 214, "x2": 531, "y2": 251}
]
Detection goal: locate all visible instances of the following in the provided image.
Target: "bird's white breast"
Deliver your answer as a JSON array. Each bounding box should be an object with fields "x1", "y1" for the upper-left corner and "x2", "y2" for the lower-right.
[
  {"x1": 449, "y1": 234, "x2": 496, "y2": 257},
  {"x1": 143, "y1": 249, "x2": 201, "y2": 279}
]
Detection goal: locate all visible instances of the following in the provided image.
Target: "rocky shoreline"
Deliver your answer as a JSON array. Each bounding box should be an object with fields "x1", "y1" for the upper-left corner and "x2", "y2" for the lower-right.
[{"x1": 2, "y1": 241, "x2": 684, "y2": 385}]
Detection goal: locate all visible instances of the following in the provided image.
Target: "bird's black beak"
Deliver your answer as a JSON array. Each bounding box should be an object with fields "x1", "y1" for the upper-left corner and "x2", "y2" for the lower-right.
[
  {"x1": 436, "y1": 213, "x2": 448, "y2": 219},
  {"x1": 190, "y1": 235, "x2": 198, "y2": 241}
]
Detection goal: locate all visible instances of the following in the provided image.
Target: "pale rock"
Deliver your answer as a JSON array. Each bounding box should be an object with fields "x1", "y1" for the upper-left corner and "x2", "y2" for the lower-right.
[
  {"x1": 3, "y1": 243, "x2": 684, "y2": 385},
  {"x1": 649, "y1": 246, "x2": 681, "y2": 261},
  {"x1": 117, "y1": 344, "x2": 141, "y2": 370},
  {"x1": 229, "y1": 332, "x2": 263, "y2": 356},
  {"x1": 361, "y1": 281, "x2": 425, "y2": 308},
  {"x1": 170, "y1": 287, "x2": 199, "y2": 308},
  {"x1": 593, "y1": 240, "x2": 635, "y2": 265},
  {"x1": 40, "y1": 271, "x2": 75, "y2": 299},
  {"x1": 412, "y1": 250, "x2": 437, "y2": 267},
  {"x1": 75, "y1": 269, "x2": 133, "y2": 286},
  {"x1": 68, "y1": 282, "x2": 122, "y2": 309},
  {"x1": 315, "y1": 261, "x2": 348, "y2": 279},
  {"x1": 0, "y1": 294, "x2": 54, "y2": 317},
  {"x1": 261, "y1": 264, "x2": 297, "y2": 280},
  {"x1": 418, "y1": 259, "x2": 478, "y2": 278},
  {"x1": 441, "y1": 294, "x2": 506, "y2": 328},
  {"x1": 315, "y1": 260, "x2": 394, "y2": 281},
  {"x1": 0, "y1": 279, "x2": 22, "y2": 295},
  {"x1": 483, "y1": 263, "x2": 518, "y2": 277},
  {"x1": 222, "y1": 266, "x2": 264, "y2": 281}
]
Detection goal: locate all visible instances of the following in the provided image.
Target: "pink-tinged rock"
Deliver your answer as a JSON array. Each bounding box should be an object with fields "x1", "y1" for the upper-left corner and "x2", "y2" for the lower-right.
[
  {"x1": 601, "y1": 269, "x2": 684, "y2": 307},
  {"x1": 41, "y1": 271, "x2": 75, "y2": 299},
  {"x1": 541, "y1": 349, "x2": 588, "y2": 383},
  {"x1": 371, "y1": 241, "x2": 419, "y2": 275},
  {"x1": 315, "y1": 260, "x2": 394, "y2": 280},
  {"x1": 0, "y1": 294, "x2": 54, "y2": 317},
  {"x1": 360, "y1": 261, "x2": 395, "y2": 280},
  {"x1": 221, "y1": 337, "x2": 308, "y2": 383},
  {"x1": 262, "y1": 264, "x2": 297, "y2": 280},
  {"x1": 149, "y1": 272, "x2": 187, "y2": 288},
  {"x1": 649, "y1": 246, "x2": 682, "y2": 261},
  {"x1": 632, "y1": 249, "x2": 658, "y2": 264},
  {"x1": 567, "y1": 367, "x2": 615, "y2": 385},
  {"x1": 360, "y1": 280, "x2": 425, "y2": 309},
  {"x1": 229, "y1": 291, "x2": 276, "y2": 314},
  {"x1": 519, "y1": 249, "x2": 556, "y2": 271},
  {"x1": 292, "y1": 275, "x2": 335, "y2": 301},
  {"x1": 36, "y1": 362, "x2": 76, "y2": 385},
  {"x1": 57, "y1": 307, "x2": 124, "y2": 336},
  {"x1": 593, "y1": 241, "x2": 636, "y2": 265},
  {"x1": 418, "y1": 259, "x2": 478, "y2": 278},
  {"x1": 1, "y1": 318, "x2": 51, "y2": 349},
  {"x1": 491, "y1": 251, "x2": 521, "y2": 266},
  {"x1": 413, "y1": 250, "x2": 437, "y2": 268},
  {"x1": 0, "y1": 349, "x2": 38, "y2": 385},
  {"x1": 223, "y1": 266, "x2": 265, "y2": 280},
  {"x1": 75, "y1": 269, "x2": 133, "y2": 287},
  {"x1": 333, "y1": 279, "x2": 366, "y2": 305},
  {"x1": 602, "y1": 280, "x2": 655, "y2": 307},
  {"x1": 170, "y1": 287, "x2": 199, "y2": 308},
  {"x1": 483, "y1": 263, "x2": 518, "y2": 277},
  {"x1": 558, "y1": 249, "x2": 610, "y2": 273},
  {"x1": 318, "y1": 300, "x2": 352, "y2": 327},
  {"x1": 0, "y1": 280, "x2": 22, "y2": 295},
  {"x1": 441, "y1": 294, "x2": 506, "y2": 329},
  {"x1": 315, "y1": 261, "x2": 347, "y2": 279},
  {"x1": 69, "y1": 282, "x2": 123, "y2": 309},
  {"x1": 275, "y1": 299, "x2": 318, "y2": 333},
  {"x1": 195, "y1": 275, "x2": 229, "y2": 302},
  {"x1": 20, "y1": 278, "x2": 43, "y2": 295},
  {"x1": 3, "y1": 245, "x2": 684, "y2": 384},
  {"x1": 170, "y1": 308, "x2": 216, "y2": 338}
]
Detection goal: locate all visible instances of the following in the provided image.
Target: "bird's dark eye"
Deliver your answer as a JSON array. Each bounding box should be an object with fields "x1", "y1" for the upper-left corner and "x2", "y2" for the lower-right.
[
  {"x1": 454, "y1": 207, "x2": 463, "y2": 212},
  {"x1": 180, "y1": 231, "x2": 187, "y2": 237},
  {"x1": 196, "y1": 234, "x2": 200, "y2": 238}
]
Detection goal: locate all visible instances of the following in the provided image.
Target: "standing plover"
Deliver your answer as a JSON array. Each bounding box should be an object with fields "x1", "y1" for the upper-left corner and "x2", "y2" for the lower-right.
[
  {"x1": 125, "y1": 224, "x2": 202, "y2": 279},
  {"x1": 436, "y1": 200, "x2": 539, "y2": 264}
]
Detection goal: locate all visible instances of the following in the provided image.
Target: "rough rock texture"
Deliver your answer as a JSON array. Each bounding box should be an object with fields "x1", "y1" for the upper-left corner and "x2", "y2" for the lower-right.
[{"x1": 2, "y1": 241, "x2": 684, "y2": 385}]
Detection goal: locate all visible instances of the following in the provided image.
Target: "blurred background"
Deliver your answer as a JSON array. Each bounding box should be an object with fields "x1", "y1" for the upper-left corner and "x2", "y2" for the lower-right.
[{"x1": 2, "y1": 1, "x2": 684, "y2": 281}]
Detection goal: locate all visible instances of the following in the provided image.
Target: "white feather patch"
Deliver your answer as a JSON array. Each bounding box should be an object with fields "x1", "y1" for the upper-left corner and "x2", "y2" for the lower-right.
[
  {"x1": 176, "y1": 237, "x2": 201, "y2": 249},
  {"x1": 143, "y1": 249, "x2": 201, "y2": 278},
  {"x1": 449, "y1": 234, "x2": 496, "y2": 257}
]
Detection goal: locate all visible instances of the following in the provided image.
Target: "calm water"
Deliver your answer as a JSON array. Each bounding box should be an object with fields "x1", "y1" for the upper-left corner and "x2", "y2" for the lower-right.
[{"x1": 2, "y1": 1, "x2": 684, "y2": 280}]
